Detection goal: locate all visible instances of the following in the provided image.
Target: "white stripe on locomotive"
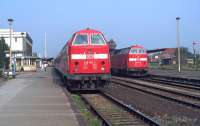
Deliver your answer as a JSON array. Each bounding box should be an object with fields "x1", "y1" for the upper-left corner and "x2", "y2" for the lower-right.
[{"x1": 71, "y1": 54, "x2": 108, "y2": 59}]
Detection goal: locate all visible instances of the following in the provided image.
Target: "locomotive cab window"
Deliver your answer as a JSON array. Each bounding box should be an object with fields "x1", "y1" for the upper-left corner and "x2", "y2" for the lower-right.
[
  {"x1": 139, "y1": 49, "x2": 146, "y2": 54},
  {"x1": 73, "y1": 34, "x2": 88, "y2": 45},
  {"x1": 129, "y1": 48, "x2": 137, "y2": 54},
  {"x1": 91, "y1": 34, "x2": 105, "y2": 45},
  {"x1": 130, "y1": 48, "x2": 146, "y2": 54}
]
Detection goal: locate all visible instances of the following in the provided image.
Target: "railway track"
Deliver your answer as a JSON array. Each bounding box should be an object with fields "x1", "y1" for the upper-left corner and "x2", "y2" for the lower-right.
[
  {"x1": 149, "y1": 75, "x2": 200, "y2": 87},
  {"x1": 139, "y1": 76, "x2": 200, "y2": 91},
  {"x1": 81, "y1": 92, "x2": 160, "y2": 126},
  {"x1": 60, "y1": 81, "x2": 160, "y2": 126},
  {"x1": 112, "y1": 76, "x2": 200, "y2": 109}
]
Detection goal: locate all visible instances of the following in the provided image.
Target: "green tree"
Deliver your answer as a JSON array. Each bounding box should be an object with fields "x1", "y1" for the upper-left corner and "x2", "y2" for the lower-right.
[
  {"x1": 175, "y1": 47, "x2": 193, "y2": 64},
  {"x1": 107, "y1": 39, "x2": 117, "y2": 54},
  {"x1": 196, "y1": 54, "x2": 200, "y2": 70},
  {"x1": 0, "y1": 38, "x2": 9, "y2": 69},
  {"x1": 108, "y1": 39, "x2": 117, "y2": 50}
]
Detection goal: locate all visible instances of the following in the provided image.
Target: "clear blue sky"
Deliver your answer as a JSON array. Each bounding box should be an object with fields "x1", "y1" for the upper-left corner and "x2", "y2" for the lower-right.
[{"x1": 0, "y1": 0, "x2": 200, "y2": 57}]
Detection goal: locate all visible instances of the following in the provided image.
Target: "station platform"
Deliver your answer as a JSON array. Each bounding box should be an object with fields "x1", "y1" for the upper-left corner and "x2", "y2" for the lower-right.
[
  {"x1": 0, "y1": 78, "x2": 4, "y2": 86},
  {"x1": 0, "y1": 69, "x2": 80, "y2": 126},
  {"x1": 149, "y1": 69, "x2": 200, "y2": 80}
]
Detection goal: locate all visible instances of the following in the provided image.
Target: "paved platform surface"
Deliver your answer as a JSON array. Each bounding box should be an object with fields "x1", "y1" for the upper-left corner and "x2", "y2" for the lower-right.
[
  {"x1": 149, "y1": 69, "x2": 200, "y2": 80},
  {"x1": 0, "y1": 78, "x2": 4, "y2": 86},
  {"x1": 0, "y1": 69, "x2": 80, "y2": 126}
]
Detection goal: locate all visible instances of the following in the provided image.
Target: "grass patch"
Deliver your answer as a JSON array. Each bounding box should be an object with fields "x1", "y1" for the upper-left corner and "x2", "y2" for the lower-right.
[
  {"x1": 72, "y1": 94, "x2": 101, "y2": 126},
  {"x1": 7, "y1": 76, "x2": 14, "y2": 79},
  {"x1": 149, "y1": 63, "x2": 200, "y2": 71}
]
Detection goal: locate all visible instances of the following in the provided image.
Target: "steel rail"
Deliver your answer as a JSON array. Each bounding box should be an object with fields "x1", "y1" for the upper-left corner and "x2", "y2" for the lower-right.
[
  {"x1": 80, "y1": 92, "x2": 160, "y2": 126},
  {"x1": 149, "y1": 74, "x2": 200, "y2": 87},
  {"x1": 113, "y1": 77, "x2": 200, "y2": 101},
  {"x1": 111, "y1": 77, "x2": 200, "y2": 109},
  {"x1": 139, "y1": 77, "x2": 200, "y2": 91}
]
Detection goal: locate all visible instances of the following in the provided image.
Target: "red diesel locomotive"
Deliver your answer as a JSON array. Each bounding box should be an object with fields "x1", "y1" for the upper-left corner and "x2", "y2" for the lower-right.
[
  {"x1": 111, "y1": 45, "x2": 148, "y2": 76},
  {"x1": 54, "y1": 28, "x2": 111, "y2": 90}
]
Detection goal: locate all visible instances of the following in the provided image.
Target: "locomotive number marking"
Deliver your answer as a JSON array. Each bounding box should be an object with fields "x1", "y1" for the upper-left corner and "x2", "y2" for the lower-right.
[{"x1": 86, "y1": 54, "x2": 94, "y2": 59}]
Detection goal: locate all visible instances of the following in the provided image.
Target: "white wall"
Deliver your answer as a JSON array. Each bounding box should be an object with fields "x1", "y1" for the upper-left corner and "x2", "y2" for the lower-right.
[
  {"x1": 0, "y1": 29, "x2": 32, "y2": 55},
  {"x1": 4, "y1": 37, "x2": 23, "y2": 51}
]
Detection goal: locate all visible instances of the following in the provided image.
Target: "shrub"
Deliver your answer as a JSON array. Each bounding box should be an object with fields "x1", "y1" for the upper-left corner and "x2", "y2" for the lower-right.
[{"x1": 0, "y1": 69, "x2": 2, "y2": 77}]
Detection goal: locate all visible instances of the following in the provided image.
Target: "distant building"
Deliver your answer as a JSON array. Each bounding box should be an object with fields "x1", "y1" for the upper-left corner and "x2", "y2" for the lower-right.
[
  {"x1": 160, "y1": 48, "x2": 176, "y2": 65},
  {"x1": 148, "y1": 48, "x2": 176, "y2": 65},
  {"x1": 148, "y1": 47, "x2": 195, "y2": 66},
  {"x1": 0, "y1": 29, "x2": 37, "y2": 71},
  {"x1": 0, "y1": 29, "x2": 32, "y2": 57},
  {"x1": 147, "y1": 48, "x2": 165, "y2": 64}
]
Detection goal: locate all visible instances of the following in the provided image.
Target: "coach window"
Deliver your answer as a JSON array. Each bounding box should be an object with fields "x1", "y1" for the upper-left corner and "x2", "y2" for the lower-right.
[
  {"x1": 91, "y1": 34, "x2": 105, "y2": 45},
  {"x1": 73, "y1": 34, "x2": 88, "y2": 45}
]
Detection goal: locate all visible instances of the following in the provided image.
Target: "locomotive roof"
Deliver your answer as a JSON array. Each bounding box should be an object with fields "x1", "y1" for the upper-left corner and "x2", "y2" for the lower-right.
[
  {"x1": 75, "y1": 28, "x2": 103, "y2": 34},
  {"x1": 116, "y1": 45, "x2": 144, "y2": 51},
  {"x1": 131, "y1": 45, "x2": 144, "y2": 48}
]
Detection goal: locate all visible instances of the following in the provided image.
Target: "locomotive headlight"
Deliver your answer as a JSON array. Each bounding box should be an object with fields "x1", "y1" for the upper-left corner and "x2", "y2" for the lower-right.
[
  {"x1": 74, "y1": 61, "x2": 79, "y2": 72},
  {"x1": 101, "y1": 61, "x2": 105, "y2": 71},
  {"x1": 101, "y1": 67, "x2": 105, "y2": 71}
]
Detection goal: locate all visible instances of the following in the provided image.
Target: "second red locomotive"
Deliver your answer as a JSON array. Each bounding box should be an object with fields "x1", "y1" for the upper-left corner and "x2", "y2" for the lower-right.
[
  {"x1": 111, "y1": 45, "x2": 148, "y2": 76},
  {"x1": 54, "y1": 28, "x2": 111, "y2": 90}
]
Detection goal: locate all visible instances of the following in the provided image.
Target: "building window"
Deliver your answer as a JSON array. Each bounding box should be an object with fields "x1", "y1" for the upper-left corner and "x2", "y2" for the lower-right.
[{"x1": 15, "y1": 38, "x2": 17, "y2": 42}]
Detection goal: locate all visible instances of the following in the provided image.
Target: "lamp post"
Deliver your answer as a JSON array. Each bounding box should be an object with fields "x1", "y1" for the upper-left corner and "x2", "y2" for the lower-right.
[
  {"x1": 176, "y1": 17, "x2": 181, "y2": 72},
  {"x1": 8, "y1": 18, "x2": 14, "y2": 71},
  {"x1": 21, "y1": 32, "x2": 25, "y2": 56},
  {"x1": 44, "y1": 32, "x2": 47, "y2": 58},
  {"x1": 21, "y1": 32, "x2": 25, "y2": 71}
]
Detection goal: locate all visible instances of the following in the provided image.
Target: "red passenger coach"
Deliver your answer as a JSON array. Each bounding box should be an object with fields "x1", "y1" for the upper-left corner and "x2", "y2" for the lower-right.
[
  {"x1": 54, "y1": 28, "x2": 110, "y2": 90},
  {"x1": 111, "y1": 45, "x2": 148, "y2": 76}
]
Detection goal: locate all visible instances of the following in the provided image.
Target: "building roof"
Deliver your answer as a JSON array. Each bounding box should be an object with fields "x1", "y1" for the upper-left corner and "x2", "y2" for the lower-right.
[
  {"x1": 163, "y1": 48, "x2": 176, "y2": 55},
  {"x1": 147, "y1": 48, "x2": 166, "y2": 53},
  {"x1": 160, "y1": 48, "x2": 176, "y2": 59},
  {"x1": 0, "y1": 29, "x2": 33, "y2": 44}
]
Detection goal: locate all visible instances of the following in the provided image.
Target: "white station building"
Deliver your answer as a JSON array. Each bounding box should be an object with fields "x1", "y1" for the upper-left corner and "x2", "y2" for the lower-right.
[{"x1": 0, "y1": 29, "x2": 37, "y2": 71}]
